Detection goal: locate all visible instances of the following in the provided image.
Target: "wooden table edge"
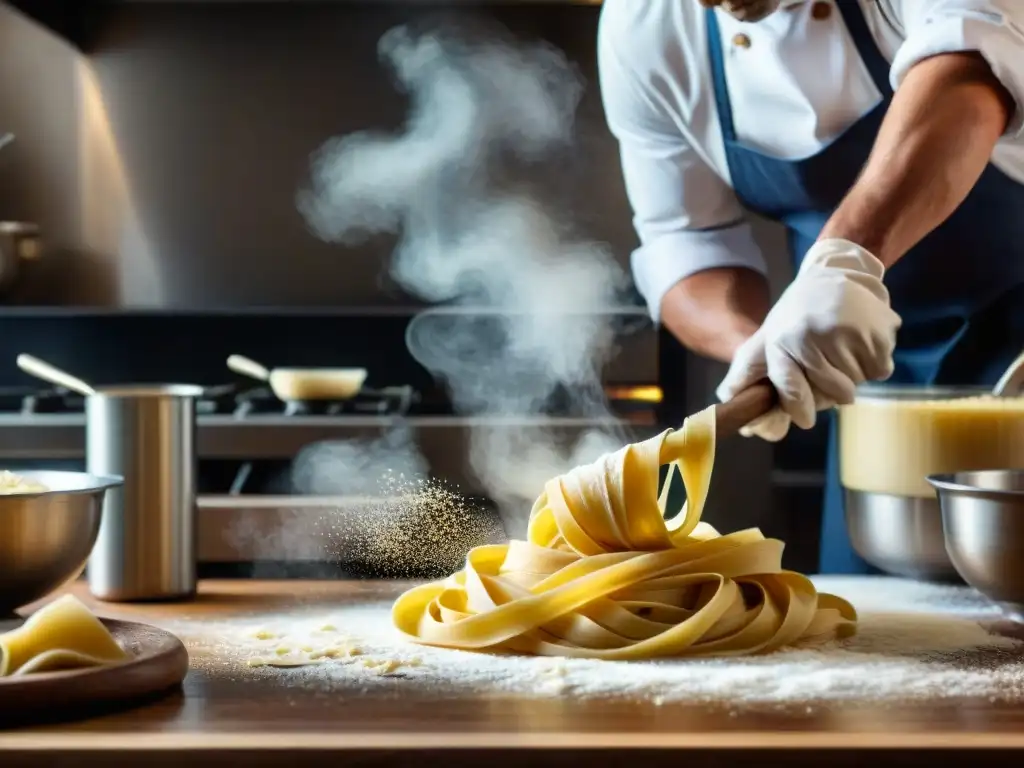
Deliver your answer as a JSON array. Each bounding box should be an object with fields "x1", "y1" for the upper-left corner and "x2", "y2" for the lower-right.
[{"x1": 3, "y1": 732, "x2": 1024, "y2": 750}]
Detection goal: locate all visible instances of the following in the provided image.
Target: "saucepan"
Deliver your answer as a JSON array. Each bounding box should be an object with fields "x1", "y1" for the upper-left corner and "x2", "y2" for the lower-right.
[
  {"x1": 227, "y1": 355, "x2": 368, "y2": 402},
  {"x1": 838, "y1": 350, "x2": 1024, "y2": 581},
  {"x1": 0, "y1": 133, "x2": 42, "y2": 297}
]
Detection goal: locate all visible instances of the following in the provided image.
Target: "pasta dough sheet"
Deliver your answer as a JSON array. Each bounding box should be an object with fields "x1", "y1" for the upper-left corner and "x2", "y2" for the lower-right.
[
  {"x1": 0, "y1": 595, "x2": 129, "y2": 677},
  {"x1": 393, "y1": 405, "x2": 857, "y2": 659}
]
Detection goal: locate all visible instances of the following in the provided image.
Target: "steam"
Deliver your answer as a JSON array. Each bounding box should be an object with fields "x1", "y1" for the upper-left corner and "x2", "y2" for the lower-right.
[
  {"x1": 291, "y1": 427, "x2": 428, "y2": 496},
  {"x1": 296, "y1": 22, "x2": 629, "y2": 532}
]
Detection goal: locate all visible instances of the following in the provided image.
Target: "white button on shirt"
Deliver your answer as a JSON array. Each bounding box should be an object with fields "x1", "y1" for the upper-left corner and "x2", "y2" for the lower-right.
[{"x1": 598, "y1": 0, "x2": 1024, "y2": 321}]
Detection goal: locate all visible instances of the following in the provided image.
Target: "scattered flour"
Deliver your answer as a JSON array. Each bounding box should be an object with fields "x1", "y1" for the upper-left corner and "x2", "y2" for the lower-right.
[
  {"x1": 162, "y1": 576, "x2": 1024, "y2": 708},
  {"x1": 324, "y1": 473, "x2": 505, "y2": 578}
]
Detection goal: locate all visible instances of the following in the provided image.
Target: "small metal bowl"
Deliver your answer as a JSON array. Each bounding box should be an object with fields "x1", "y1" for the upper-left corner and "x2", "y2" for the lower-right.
[
  {"x1": 844, "y1": 489, "x2": 961, "y2": 582},
  {"x1": 928, "y1": 470, "x2": 1024, "y2": 619},
  {"x1": 0, "y1": 470, "x2": 122, "y2": 615}
]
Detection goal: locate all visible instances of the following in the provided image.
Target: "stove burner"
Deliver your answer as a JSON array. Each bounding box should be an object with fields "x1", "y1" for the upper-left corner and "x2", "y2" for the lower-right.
[
  {"x1": 0, "y1": 386, "x2": 83, "y2": 415},
  {"x1": 24, "y1": 390, "x2": 78, "y2": 414},
  {"x1": 232, "y1": 384, "x2": 418, "y2": 418}
]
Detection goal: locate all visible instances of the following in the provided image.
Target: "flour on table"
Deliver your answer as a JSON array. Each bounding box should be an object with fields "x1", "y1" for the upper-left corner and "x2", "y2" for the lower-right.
[{"x1": 161, "y1": 577, "x2": 1024, "y2": 707}]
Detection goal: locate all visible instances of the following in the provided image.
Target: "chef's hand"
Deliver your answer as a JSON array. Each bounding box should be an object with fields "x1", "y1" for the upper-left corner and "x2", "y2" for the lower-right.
[{"x1": 715, "y1": 238, "x2": 901, "y2": 442}]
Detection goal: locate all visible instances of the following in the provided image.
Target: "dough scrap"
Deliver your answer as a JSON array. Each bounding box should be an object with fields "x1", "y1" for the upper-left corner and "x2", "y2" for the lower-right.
[
  {"x1": 392, "y1": 405, "x2": 856, "y2": 659},
  {"x1": 0, "y1": 470, "x2": 48, "y2": 495},
  {"x1": 0, "y1": 594, "x2": 129, "y2": 676}
]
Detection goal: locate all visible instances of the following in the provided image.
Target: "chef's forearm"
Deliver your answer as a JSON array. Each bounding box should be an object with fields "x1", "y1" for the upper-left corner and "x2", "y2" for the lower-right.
[
  {"x1": 660, "y1": 267, "x2": 770, "y2": 363},
  {"x1": 819, "y1": 52, "x2": 1015, "y2": 268}
]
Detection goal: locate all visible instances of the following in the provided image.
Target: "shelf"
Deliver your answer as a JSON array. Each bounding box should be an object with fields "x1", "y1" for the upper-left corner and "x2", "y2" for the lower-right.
[{"x1": 5, "y1": 0, "x2": 602, "y2": 50}]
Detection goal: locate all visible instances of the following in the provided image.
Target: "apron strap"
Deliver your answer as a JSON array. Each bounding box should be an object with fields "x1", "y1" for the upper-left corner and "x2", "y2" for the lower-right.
[
  {"x1": 704, "y1": 2, "x2": 893, "y2": 144},
  {"x1": 834, "y1": 1, "x2": 893, "y2": 97},
  {"x1": 704, "y1": 9, "x2": 737, "y2": 142}
]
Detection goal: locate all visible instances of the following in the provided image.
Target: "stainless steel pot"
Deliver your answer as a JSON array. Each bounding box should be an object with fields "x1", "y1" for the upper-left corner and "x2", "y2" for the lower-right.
[
  {"x1": 839, "y1": 384, "x2": 1024, "y2": 581},
  {"x1": 86, "y1": 384, "x2": 203, "y2": 602},
  {"x1": 844, "y1": 490, "x2": 958, "y2": 582},
  {"x1": 0, "y1": 133, "x2": 40, "y2": 295},
  {"x1": 0, "y1": 221, "x2": 41, "y2": 294}
]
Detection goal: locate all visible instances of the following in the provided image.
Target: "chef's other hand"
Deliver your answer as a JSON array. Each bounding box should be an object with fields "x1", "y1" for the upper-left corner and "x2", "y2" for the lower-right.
[{"x1": 715, "y1": 238, "x2": 901, "y2": 442}]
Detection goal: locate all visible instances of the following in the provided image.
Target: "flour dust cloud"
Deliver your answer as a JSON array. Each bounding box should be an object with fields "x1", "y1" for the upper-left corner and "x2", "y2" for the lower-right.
[{"x1": 282, "y1": 19, "x2": 629, "y2": 568}]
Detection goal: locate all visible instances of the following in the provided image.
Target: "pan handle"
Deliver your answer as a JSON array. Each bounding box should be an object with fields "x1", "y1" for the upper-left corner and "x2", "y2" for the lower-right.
[{"x1": 227, "y1": 355, "x2": 271, "y2": 382}]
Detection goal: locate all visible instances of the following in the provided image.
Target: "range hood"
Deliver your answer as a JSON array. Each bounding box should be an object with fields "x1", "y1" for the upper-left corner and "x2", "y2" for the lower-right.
[{"x1": 6, "y1": 0, "x2": 603, "y2": 51}]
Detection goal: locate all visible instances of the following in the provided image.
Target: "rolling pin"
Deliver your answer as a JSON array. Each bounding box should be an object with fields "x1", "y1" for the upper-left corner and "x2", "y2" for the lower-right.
[
  {"x1": 662, "y1": 380, "x2": 778, "y2": 455},
  {"x1": 715, "y1": 380, "x2": 778, "y2": 438}
]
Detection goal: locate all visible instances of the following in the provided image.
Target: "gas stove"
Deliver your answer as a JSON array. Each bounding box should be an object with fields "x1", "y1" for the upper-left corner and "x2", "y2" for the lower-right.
[
  {"x1": 0, "y1": 382, "x2": 431, "y2": 461},
  {"x1": 0, "y1": 381, "x2": 660, "y2": 570},
  {"x1": 0, "y1": 381, "x2": 657, "y2": 461},
  {"x1": 0, "y1": 310, "x2": 662, "y2": 571},
  {"x1": 2, "y1": 382, "x2": 419, "y2": 418}
]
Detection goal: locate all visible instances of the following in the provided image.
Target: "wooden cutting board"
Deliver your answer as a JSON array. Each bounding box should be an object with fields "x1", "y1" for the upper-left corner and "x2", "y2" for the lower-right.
[{"x1": 0, "y1": 617, "x2": 189, "y2": 724}]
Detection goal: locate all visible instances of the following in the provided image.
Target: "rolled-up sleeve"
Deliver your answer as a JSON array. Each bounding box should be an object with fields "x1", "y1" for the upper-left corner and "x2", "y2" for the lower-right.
[
  {"x1": 889, "y1": 0, "x2": 1024, "y2": 136},
  {"x1": 597, "y1": 14, "x2": 766, "y2": 323}
]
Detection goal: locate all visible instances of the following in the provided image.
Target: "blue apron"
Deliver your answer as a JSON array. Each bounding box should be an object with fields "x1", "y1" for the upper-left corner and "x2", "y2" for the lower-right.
[{"x1": 704, "y1": 2, "x2": 1024, "y2": 573}]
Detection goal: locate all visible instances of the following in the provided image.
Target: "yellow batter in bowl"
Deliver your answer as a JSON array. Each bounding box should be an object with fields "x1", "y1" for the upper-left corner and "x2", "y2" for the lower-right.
[{"x1": 839, "y1": 387, "x2": 1024, "y2": 499}]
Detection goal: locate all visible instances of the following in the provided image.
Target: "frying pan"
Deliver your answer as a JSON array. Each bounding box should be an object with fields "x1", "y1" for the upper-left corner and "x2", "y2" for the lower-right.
[{"x1": 226, "y1": 355, "x2": 368, "y2": 402}]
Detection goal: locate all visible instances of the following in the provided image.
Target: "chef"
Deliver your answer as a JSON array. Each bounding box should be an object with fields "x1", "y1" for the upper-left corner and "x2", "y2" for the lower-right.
[{"x1": 598, "y1": 0, "x2": 1024, "y2": 573}]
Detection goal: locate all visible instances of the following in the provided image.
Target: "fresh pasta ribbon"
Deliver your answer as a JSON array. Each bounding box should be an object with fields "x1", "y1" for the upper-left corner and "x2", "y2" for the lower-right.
[
  {"x1": 392, "y1": 405, "x2": 856, "y2": 659},
  {"x1": 0, "y1": 595, "x2": 129, "y2": 676}
]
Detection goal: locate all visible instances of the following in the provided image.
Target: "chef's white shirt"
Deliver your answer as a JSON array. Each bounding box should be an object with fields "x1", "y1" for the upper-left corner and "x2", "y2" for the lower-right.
[{"x1": 598, "y1": 0, "x2": 1024, "y2": 321}]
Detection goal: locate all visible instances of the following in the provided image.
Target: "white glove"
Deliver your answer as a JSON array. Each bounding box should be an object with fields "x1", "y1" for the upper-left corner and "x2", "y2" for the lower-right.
[{"x1": 715, "y1": 238, "x2": 902, "y2": 442}]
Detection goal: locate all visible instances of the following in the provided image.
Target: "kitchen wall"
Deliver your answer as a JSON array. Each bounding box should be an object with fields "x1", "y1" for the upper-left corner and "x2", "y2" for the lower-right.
[
  {"x1": 0, "y1": 1, "x2": 808, "y2": 563},
  {"x1": 1, "y1": 2, "x2": 639, "y2": 307},
  {"x1": 1, "y1": 1, "x2": 794, "y2": 307}
]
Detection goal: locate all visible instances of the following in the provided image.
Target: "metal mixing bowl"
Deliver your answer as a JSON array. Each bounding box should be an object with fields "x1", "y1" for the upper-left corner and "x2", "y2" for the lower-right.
[
  {"x1": 844, "y1": 490, "x2": 961, "y2": 582},
  {"x1": 928, "y1": 470, "x2": 1024, "y2": 619},
  {"x1": 0, "y1": 470, "x2": 122, "y2": 615},
  {"x1": 838, "y1": 382, "x2": 1024, "y2": 582}
]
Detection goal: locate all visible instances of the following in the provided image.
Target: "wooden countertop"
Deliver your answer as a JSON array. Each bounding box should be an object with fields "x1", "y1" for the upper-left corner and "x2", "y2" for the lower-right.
[{"x1": 3, "y1": 579, "x2": 1024, "y2": 766}]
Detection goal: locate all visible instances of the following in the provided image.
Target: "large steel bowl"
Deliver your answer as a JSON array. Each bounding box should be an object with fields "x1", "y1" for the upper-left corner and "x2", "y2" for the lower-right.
[
  {"x1": 844, "y1": 489, "x2": 961, "y2": 582},
  {"x1": 0, "y1": 470, "x2": 123, "y2": 615},
  {"x1": 928, "y1": 470, "x2": 1024, "y2": 620},
  {"x1": 839, "y1": 382, "x2": 1024, "y2": 581}
]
